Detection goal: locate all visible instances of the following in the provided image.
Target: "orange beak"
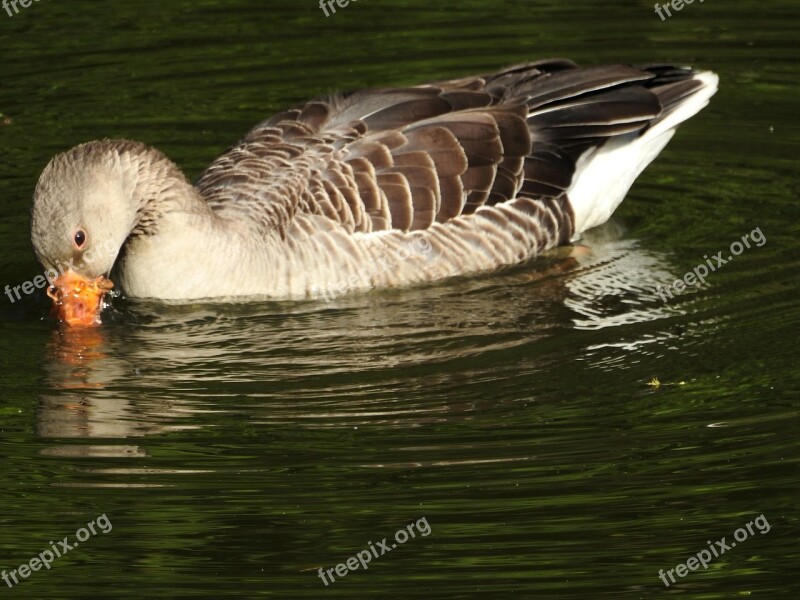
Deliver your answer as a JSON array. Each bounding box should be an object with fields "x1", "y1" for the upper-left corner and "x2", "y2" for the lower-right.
[{"x1": 46, "y1": 270, "x2": 114, "y2": 327}]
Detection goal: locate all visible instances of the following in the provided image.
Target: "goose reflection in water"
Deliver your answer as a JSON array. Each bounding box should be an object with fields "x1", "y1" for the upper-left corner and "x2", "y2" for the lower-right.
[{"x1": 36, "y1": 220, "x2": 683, "y2": 444}]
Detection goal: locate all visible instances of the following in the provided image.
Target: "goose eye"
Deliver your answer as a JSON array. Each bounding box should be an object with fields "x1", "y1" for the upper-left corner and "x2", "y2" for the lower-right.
[{"x1": 74, "y1": 229, "x2": 87, "y2": 249}]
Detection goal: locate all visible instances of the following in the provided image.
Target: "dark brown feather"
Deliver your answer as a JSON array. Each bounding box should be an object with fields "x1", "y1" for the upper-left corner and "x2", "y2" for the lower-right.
[{"x1": 196, "y1": 60, "x2": 705, "y2": 243}]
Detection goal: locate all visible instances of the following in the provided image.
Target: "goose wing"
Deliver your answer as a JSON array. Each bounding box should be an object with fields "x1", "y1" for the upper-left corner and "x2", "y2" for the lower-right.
[{"x1": 196, "y1": 60, "x2": 702, "y2": 236}]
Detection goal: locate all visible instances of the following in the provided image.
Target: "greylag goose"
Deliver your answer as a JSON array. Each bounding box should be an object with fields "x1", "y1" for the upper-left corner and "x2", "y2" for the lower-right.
[{"x1": 31, "y1": 59, "x2": 718, "y2": 325}]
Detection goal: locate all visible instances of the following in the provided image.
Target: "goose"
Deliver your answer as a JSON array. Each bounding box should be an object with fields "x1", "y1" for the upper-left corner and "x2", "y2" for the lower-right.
[{"x1": 31, "y1": 59, "x2": 718, "y2": 326}]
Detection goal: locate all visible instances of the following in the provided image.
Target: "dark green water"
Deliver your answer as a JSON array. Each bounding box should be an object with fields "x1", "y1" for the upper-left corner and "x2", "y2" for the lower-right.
[{"x1": 1, "y1": 1, "x2": 798, "y2": 598}]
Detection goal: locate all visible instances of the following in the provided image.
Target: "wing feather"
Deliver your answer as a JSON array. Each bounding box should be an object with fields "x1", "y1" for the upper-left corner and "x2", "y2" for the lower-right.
[{"x1": 196, "y1": 60, "x2": 704, "y2": 240}]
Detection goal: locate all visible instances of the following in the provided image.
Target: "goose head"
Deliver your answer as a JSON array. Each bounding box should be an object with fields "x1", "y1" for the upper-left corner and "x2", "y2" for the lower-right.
[{"x1": 31, "y1": 141, "x2": 143, "y2": 326}]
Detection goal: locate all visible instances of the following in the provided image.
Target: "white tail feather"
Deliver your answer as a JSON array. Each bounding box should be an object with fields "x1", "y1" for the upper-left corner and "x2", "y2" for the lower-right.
[{"x1": 568, "y1": 71, "x2": 719, "y2": 235}]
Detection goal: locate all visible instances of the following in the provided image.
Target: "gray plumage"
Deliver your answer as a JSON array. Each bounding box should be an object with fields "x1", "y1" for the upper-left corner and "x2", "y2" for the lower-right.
[{"x1": 31, "y1": 60, "x2": 718, "y2": 301}]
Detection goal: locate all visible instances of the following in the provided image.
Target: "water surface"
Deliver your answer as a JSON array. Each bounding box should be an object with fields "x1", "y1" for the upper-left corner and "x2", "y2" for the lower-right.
[{"x1": 1, "y1": 1, "x2": 798, "y2": 598}]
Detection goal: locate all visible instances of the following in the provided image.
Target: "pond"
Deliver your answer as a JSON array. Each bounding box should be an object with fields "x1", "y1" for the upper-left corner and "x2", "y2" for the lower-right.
[{"x1": 0, "y1": 0, "x2": 798, "y2": 598}]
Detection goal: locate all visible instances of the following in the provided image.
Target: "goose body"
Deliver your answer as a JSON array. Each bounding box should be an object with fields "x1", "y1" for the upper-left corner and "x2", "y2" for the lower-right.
[{"x1": 32, "y1": 60, "x2": 718, "y2": 307}]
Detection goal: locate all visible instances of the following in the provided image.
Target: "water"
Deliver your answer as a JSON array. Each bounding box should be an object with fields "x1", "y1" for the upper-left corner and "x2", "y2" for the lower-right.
[{"x1": 1, "y1": 1, "x2": 798, "y2": 598}]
